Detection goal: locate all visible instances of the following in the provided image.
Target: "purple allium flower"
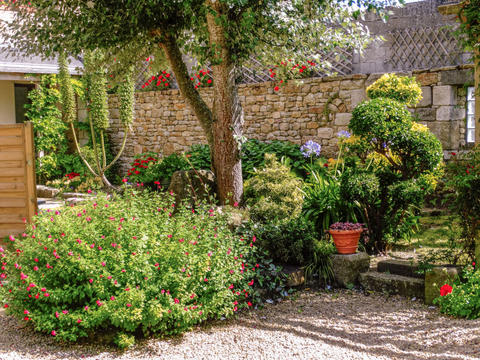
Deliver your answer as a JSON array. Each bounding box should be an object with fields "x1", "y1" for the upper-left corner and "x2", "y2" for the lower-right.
[
  {"x1": 300, "y1": 140, "x2": 321, "y2": 158},
  {"x1": 337, "y1": 130, "x2": 351, "y2": 139}
]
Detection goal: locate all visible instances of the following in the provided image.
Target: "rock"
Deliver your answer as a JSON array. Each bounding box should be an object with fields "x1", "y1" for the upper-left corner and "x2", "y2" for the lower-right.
[
  {"x1": 282, "y1": 265, "x2": 305, "y2": 287},
  {"x1": 424, "y1": 266, "x2": 461, "y2": 305},
  {"x1": 377, "y1": 259, "x2": 423, "y2": 279},
  {"x1": 331, "y1": 252, "x2": 370, "y2": 288},
  {"x1": 432, "y1": 85, "x2": 455, "y2": 106},
  {"x1": 167, "y1": 170, "x2": 216, "y2": 207},
  {"x1": 36, "y1": 185, "x2": 60, "y2": 199}
]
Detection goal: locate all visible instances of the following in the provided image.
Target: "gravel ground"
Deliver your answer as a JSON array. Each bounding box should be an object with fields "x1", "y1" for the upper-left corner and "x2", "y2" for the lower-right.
[{"x1": 0, "y1": 289, "x2": 479, "y2": 360}]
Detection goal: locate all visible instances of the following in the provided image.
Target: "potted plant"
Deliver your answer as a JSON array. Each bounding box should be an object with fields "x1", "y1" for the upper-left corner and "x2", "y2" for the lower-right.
[{"x1": 329, "y1": 222, "x2": 364, "y2": 254}]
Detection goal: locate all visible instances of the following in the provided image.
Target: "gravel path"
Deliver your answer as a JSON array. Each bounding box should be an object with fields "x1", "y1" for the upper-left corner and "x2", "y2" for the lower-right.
[{"x1": 0, "y1": 289, "x2": 479, "y2": 360}]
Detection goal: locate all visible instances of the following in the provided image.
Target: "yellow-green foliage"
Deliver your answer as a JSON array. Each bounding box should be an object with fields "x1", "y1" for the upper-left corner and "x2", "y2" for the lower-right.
[
  {"x1": 244, "y1": 153, "x2": 303, "y2": 223},
  {"x1": 118, "y1": 67, "x2": 135, "y2": 126},
  {"x1": 58, "y1": 52, "x2": 76, "y2": 124},
  {"x1": 84, "y1": 50, "x2": 109, "y2": 131},
  {"x1": 366, "y1": 73, "x2": 422, "y2": 106}
]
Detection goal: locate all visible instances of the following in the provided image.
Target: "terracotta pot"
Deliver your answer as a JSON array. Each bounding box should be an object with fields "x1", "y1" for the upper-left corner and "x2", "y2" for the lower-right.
[{"x1": 329, "y1": 229, "x2": 363, "y2": 254}]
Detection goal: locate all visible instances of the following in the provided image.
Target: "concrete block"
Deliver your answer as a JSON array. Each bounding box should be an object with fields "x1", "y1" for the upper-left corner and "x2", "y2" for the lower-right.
[
  {"x1": 439, "y1": 69, "x2": 474, "y2": 85},
  {"x1": 331, "y1": 252, "x2": 370, "y2": 288}
]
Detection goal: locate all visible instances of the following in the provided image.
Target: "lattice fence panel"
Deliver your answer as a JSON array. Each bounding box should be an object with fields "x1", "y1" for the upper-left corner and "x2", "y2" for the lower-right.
[
  {"x1": 388, "y1": 26, "x2": 466, "y2": 71},
  {"x1": 135, "y1": 48, "x2": 353, "y2": 89}
]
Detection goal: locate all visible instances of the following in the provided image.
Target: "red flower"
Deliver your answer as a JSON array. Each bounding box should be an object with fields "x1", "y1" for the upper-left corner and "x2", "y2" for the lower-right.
[
  {"x1": 274, "y1": 86, "x2": 279, "y2": 91},
  {"x1": 440, "y1": 284, "x2": 453, "y2": 296}
]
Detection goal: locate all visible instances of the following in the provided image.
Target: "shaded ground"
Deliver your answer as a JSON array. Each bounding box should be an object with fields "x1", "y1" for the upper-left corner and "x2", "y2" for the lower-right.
[{"x1": 0, "y1": 289, "x2": 478, "y2": 360}]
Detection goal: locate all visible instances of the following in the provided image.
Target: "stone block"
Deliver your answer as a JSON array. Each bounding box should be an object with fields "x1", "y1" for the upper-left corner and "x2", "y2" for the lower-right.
[
  {"x1": 413, "y1": 108, "x2": 436, "y2": 121},
  {"x1": 317, "y1": 127, "x2": 333, "y2": 139},
  {"x1": 436, "y1": 106, "x2": 465, "y2": 121},
  {"x1": 331, "y1": 252, "x2": 370, "y2": 288},
  {"x1": 360, "y1": 272, "x2": 424, "y2": 299},
  {"x1": 425, "y1": 266, "x2": 461, "y2": 305},
  {"x1": 415, "y1": 72, "x2": 438, "y2": 86},
  {"x1": 417, "y1": 86, "x2": 432, "y2": 107},
  {"x1": 439, "y1": 69, "x2": 474, "y2": 85},
  {"x1": 168, "y1": 170, "x2": 216, "y2": 208},
  {"x1": 433, "y1": 85, "x2": 455, "y2": 106},
  {"x1": 350, "y1": 89, "x2": 367, "y2": 108},
  {"x1": 334, "y1": 113, "x2": 352, "y2": 126}
]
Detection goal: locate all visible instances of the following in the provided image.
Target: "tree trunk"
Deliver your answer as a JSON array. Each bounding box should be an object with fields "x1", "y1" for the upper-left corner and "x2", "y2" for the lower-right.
[{"x1": 206, "y1": 1, "x2": 244, "y2": 205}]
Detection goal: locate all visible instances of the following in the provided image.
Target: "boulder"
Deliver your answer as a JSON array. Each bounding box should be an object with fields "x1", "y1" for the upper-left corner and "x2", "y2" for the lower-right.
[
  {"x1": 425, "y1": 266, "x2": 461, "y2": 305},
  {"x1": 167, "y1": 170, "x2": 216, "y2": 207},
  {"x1": 331, "y1": 252, "x2": 370, "y2": 288},
  {"x1": 36, "y1": 185, "x2": 60, "y2": 199}
]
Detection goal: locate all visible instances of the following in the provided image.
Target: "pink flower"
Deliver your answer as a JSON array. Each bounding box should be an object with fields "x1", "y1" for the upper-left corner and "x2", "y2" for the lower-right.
[
  {"x1": 55, "y1": 311, "x2": 59, "y2": 318},
  {"x1": 44, "y1": 293, "x2": 50, "y2": 297},
  {"x1": 84, "y1": 306, "x2": 89, "y2": 311},
  {"x1": 126, "y1": 303, "x2": 132, "y2": 307},
  {"x1": 51, "y1": 330, "x2": 56, "y2": 336},
  {"x1": 33, "y1": 266, "x2": 38, "y2": 271},
  {"x1": 8, "y1": 235, "x2": 15, "y2": 242},
  {"x1": 96, "y1": 300, "x2": 103, "y2": 306},
  {"x1": 23, "y1": 310, "x2": 29, "y2": 315},
  {"x1": 62, "y1": 310, "x2": 68, "y2": 314},
  {"x1": 174, "y1": 298, "x2": 179, "y2": 304},
  {"x1": 77, "y1": 319, "x2": 82, "y2": 323},
  {"x1": 110, "y1": 296, "x2": 115, "y2": 301},
  {"x1": 101, "y1": 262, "x2": 106, "y2": 267},
  {"x1": 20, "y1": 273, "x2": 28, "y2": 280}
]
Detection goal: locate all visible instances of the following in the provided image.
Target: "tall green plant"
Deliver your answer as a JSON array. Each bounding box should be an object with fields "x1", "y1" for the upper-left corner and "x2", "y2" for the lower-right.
[
  {"x1": 24, "y1": 75, "x2": 67, "y2": 182},
  {"x1": 59, "y1": 51, "x2": 134, "y2": 190}
]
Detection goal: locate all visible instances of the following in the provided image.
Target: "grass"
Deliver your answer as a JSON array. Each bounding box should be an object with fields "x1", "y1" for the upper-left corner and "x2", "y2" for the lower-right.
[{"x1": 392, "y1": 213, "x2": 462, "y2": 259}]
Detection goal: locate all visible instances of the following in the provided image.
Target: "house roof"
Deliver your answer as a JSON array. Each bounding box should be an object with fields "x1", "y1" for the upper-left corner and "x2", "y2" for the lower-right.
[{"x1": 0, "y1": 9, "x2": 83, "y2": 75}]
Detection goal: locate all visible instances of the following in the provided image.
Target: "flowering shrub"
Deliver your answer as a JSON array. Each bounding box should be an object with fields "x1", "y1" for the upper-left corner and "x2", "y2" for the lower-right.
[
  {"x1": 434, "y1": 264, "x2": 480, "y2": 319},
  {"x1": 0, "y1": 191, "x2": 266, "y2": 347},
  {"x1": 329, "y1": 222, "x2": 364, "y2": 231},
  {"x1": 300, "y1": 140, "x2": 321, "y2": 158}
]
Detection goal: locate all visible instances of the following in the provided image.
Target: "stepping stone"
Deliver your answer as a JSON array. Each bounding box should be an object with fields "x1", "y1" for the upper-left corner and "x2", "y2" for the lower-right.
[
  {"x1": 377, "y1": 259, "x2": 423, "y2": 279},
  {"x1": 61, "y1": 192, "x2": 93, "y2": 199},
  {"x1": 359, "y1": 271, "x2": 425, "y2": 299}
]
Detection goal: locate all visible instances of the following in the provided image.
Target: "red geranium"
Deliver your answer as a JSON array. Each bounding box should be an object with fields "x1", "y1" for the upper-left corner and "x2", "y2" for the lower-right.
[{"x1": 439, "y1": 284, "x2": 453, "y2": 296}]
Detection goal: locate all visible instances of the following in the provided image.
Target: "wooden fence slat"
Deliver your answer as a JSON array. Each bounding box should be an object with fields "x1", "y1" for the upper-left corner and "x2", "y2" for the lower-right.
[
  {"x1": 0, "y1": 191, "x2": 27, "y2": 199},
  {"x1": 0, "y1": 215, "x2": 25, "y2": 224},
  {"x1": 0, "y1": 198, "x2": 26, "y2": 208},
  {"x1": 0, "y1": 136, "x2": 23, "y2": 146},
  {"x1": 0, "y1": 183, "x2": 25, "y2": 191},
  {"x1": 0, "y1": 127, "x2": 22, "y2": 136},
  {"x1": 0, "y1": 168, "x2": 24, "y2": 177},
  {"x1": 0, "y1": 176, "x2": 25, "y2": 183},
  {"x1": 0, "y1": 207, "x2": 27, "y2": 215},
  {"x1": 0, "y1": 161, "x2": 23, "y2": 168},
  {"x1": 0, "y1": 152, "x2": 24, "y2": 161}
]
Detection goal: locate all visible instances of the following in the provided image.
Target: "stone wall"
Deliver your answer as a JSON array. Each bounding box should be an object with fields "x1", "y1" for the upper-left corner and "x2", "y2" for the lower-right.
[{"x1": 108, "y1": 65, "x2": 474, "y2": 175}]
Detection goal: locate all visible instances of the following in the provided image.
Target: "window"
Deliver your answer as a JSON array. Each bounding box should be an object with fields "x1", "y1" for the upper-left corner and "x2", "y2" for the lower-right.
[
  {"x1": 14, "y1": 83, "x2": 35, "y2": 123},
  {"x1": 466, "y1": 86, "x2": 476, "y2": 144}
]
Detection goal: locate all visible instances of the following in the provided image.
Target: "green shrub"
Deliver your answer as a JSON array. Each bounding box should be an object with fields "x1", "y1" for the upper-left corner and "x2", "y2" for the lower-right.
[
  {"x1": 434, "y1": 264, "x2": 480, "y2": 319},
  {"x1": 444, "y1": 147, "x2": 480, "y2": 262},
  {"x1": 244, "y1": 154, "x2": 303, "y2": 223},
  {"x1": 304, "y1": 240, "x2": 336, "y2": 284},
  {"x1": 186, "y1": 144, "x2": 211, "y2": 170},
  {"x1": 366, "y1": 73, "x2": 422, "y2": 106},
  {"x1": 0, "y1": 191, "x2": 271, "y2": 345},
  {"x1": 343, "y1": 74, "x2": 443, "y2": 253},
  {"x1": 244, "y1": 217, "x2": 318, "y2": 265}
]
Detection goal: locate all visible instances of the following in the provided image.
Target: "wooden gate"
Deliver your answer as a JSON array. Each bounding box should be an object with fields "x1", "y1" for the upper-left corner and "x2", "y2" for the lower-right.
[{"x1": 0, "y1": 123, "x2": 37, "y2": 239}]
